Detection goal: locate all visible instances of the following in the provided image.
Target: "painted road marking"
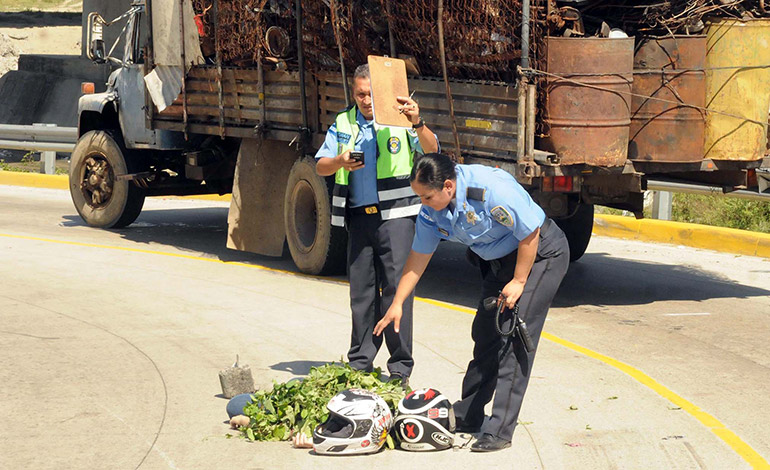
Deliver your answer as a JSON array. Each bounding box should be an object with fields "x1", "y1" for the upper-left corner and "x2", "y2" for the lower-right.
[{"x1": 2, "y1": 231, "x2": 768, "y2": 469}]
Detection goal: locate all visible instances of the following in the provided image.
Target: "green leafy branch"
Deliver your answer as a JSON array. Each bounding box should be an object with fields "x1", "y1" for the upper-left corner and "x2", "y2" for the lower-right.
[{"x1": 239, "y1": 362, "x2": 407, "y2": 443}]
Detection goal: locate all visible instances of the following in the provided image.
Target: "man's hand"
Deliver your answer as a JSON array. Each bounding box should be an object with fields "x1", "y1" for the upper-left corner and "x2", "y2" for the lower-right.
[
  {"x1": 501, "y1": 279, "x2": 525, "y2": 309},
  {"x1": 337, "y1": 149, "x2": 364, "y2": 171},
  {"x1": 374, "y1": 304, "x2": 403, "y2": 336},
  {"x1": 396, "y1": 95, "x2": 421, "y2": 126}
]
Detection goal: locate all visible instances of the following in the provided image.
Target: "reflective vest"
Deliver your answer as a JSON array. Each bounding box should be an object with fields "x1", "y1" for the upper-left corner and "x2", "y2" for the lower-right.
[{"x1": 331, "y1": 107, "x2": 420, "y2": 227}]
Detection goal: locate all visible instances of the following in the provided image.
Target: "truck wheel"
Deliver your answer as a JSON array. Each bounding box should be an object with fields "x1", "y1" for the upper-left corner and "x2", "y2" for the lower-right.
[
  {"x1": 284, "y1": 157, "x2": 347, "y2": 275},
  {"x1": 554, "y1": 203, "x2": 594, "y2": 262},
  {"x1": 69, "y1": 130, "x2": 145, "y2": 228}
]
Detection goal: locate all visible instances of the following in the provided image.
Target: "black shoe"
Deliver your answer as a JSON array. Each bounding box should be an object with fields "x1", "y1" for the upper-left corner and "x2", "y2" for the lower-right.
[
  {"x1": 471, "y1": 433, "x2": 511, "y2": 452},
  {"x1": 454, "y1": 423, "x2": 481, "y2": 434},
  {"x1": 453, "y1": 415, "x2": 482, "y2": 434},
  {"x1": 389, "y1": 374, "x2": 409, "y2": 391}
]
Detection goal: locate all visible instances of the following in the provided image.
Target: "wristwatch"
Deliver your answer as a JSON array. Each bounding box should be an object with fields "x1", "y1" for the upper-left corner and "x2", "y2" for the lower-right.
[{"x1": 412, "y1": 117, "x2": 425, "y2": 129}]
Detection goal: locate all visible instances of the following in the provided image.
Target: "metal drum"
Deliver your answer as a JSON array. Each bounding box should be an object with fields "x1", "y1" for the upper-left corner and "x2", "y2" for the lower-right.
[
  {"x1": 542, "y1": 37, "x2": 634, "y2": 166},
  {"x1": 705, "y1": 19, "x2": 770, "y2": 161},
  {"x1": 630, "y1": 36, "x2": 706, "y2": 162}
]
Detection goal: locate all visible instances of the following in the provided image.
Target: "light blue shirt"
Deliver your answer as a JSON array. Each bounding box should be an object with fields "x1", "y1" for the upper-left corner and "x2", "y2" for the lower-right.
[
  {"x1": 314, "y1": 109, "x2": 429, "y2": 208},
  {"x1": 412, "y1": 164, "x2": 546, "y2": 260}
]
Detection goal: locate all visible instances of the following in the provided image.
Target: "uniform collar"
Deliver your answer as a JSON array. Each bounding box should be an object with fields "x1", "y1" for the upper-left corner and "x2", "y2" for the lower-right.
[{"x1": 356, "y1": 108, "x2": 374, "y2": 128}]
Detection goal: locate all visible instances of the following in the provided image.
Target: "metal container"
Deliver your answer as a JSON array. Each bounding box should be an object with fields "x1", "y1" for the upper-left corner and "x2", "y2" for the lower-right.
[
  {"x1": 629, "y1": 36, "x2": 706, "y2": 162},
  {"x1": 542, "y1": 37, "x2": 634, "y2": 166},
  {"x1": 705, "y1": 19, "x2": 770, "y2": 161}
]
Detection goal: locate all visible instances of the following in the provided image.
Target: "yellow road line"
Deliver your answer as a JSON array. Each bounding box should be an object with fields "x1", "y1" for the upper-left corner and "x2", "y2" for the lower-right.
[{"x1": 2, "y1": 230, "x2": 768, "y2": 468}]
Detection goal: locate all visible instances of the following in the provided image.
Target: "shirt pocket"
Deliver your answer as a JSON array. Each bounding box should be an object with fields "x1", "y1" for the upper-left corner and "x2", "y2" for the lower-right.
[{"x1": 459, "y1": 211, "x2": 493, "y2": 243}]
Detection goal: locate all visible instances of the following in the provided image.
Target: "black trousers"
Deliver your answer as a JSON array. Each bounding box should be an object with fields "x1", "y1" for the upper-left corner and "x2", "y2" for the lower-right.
[
  {"x1": 346, "y1": 213, "x2": 415, "y2": 378},
  {"x1": 453, "y1": 219, "x2": 570, "y2": 440}
]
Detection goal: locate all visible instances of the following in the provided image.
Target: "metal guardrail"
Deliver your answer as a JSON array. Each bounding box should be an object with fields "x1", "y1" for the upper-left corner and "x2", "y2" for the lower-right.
[
  {"x1": 648, "y1": 179, "x2": 770, "y2": 202},
  {"x1": 0, "y1": 124, "x2": 78, "y2": 174}
]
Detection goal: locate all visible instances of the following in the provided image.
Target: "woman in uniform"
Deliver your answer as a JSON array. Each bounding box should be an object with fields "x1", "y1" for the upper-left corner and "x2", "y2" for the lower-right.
[{"x1": 373, "y1": 152, "x2": 570, "y2": 452}]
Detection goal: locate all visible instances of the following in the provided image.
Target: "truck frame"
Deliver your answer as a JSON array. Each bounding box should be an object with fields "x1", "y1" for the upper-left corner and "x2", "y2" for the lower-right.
[{"x1": 71, "y1": 0, "x2": 765, "y2": 274}]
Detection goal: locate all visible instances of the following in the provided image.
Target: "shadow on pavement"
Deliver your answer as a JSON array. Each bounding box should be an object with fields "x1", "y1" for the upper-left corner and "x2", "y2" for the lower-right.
[
  {"x1": 270, "y1": 360, "x2": 329, "y2": 376},
  {"x1": 62, "y1": 207, "x2": 770, "y2": 313}
]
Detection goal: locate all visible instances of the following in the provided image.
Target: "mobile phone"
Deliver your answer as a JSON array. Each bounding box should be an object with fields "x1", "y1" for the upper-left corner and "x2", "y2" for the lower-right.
[{"x1": 350, "y1": 151, "x2": 364, "y2": 162}]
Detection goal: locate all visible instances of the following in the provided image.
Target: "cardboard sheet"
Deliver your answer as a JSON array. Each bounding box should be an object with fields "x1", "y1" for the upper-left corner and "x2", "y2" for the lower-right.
[{"x1": 368, "y1": 55, "x2": 412, "y2": 128}]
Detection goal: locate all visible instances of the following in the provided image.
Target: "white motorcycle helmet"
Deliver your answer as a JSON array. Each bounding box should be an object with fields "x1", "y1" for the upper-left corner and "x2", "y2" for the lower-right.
[
  {"x1": 312, "y1": 388, "x2": 393, "y2": 455},
  {"x1": 394, "y1": 388, "x2": 455, "y2": 451}
]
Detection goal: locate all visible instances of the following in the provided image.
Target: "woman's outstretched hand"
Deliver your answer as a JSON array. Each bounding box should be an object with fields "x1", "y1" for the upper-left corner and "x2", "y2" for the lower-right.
[{"x1": 374, "y1": 303, "x2": 403, "y2": 335}]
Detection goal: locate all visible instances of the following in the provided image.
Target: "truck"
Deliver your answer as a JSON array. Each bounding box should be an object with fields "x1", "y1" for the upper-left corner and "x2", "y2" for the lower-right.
[{"x1": 71, "y1": 0, "x2": 768, "y2": 275}]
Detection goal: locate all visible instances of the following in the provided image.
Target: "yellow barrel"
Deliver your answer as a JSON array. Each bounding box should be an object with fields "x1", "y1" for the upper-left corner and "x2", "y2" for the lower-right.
[{"x1": 705, "y1": 19, "x2": 770, "y2": 161}]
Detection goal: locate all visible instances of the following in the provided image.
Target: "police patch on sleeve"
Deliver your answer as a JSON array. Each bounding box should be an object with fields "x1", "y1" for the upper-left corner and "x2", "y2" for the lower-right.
[
  {"x1": 491, "y1": 206, "x2": 514, "y2": 226},
  {"x1": 337, "y1": 132, "x2": 352, "y2": 145},
  {"x1": 388, "y1": 136, "x2": 401, "y2": 154}
]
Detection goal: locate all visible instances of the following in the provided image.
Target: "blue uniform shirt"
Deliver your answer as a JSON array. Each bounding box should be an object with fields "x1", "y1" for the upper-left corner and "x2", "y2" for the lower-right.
[
  {"x1": 314, "y1": 109, "x2": 429, "y2": 208},
  {"x1": 412, "y1": 164, "x2": 546, "y2": 260}
]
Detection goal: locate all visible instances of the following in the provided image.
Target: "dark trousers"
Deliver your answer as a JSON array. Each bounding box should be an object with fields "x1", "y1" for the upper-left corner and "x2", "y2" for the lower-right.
[
  {"x1": 346, "y1": 214, "x2": 415, "y2": 378},
  {"x1": 453, "y1": 219, "x2": 570, "y2": 440}
]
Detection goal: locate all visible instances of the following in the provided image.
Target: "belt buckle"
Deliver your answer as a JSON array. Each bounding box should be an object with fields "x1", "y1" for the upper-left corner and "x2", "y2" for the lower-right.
[{"x1": 365, "y1": 206, "x2": 378, "y2": 215}]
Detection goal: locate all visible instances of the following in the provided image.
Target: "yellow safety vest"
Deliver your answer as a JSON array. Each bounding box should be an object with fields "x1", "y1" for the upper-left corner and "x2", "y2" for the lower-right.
[{"x1": 331, "y1": 106, "x2": 420, "y2": 227}]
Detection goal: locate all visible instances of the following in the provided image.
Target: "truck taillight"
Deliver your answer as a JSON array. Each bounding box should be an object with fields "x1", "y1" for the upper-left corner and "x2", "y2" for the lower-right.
[
  {"x1": 554, "y1": 176, "x2": 573, "y2": 192},
  {"x1": 542, "y1": 176, "x2": 577, "y2": 192},
  {"x1": 81, "y1": 82, "x2": 95, "y2": 94}
]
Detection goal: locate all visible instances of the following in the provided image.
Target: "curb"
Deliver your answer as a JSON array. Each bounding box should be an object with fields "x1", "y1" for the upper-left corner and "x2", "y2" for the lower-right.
[
  {"x1": 2, "y1": 171, "x2": 768, "y2": 259},
  {"x1": 594, "y1": 214, "x2": 770, "y2": 259}
]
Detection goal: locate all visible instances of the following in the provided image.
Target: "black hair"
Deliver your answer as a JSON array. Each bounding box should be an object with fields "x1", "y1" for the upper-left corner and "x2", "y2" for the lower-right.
[{"x1": 410, "y1": 153, "x2": 456, "y2": 190}]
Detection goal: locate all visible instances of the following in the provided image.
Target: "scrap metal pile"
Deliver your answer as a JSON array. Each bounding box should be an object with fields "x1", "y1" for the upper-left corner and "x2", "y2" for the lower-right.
[
  {"x1": 190, "y1": 0, "x2": 547, "y2": 83},
  {"x1": 188, "y1": 1, "x2": 768, "y2": 80},
  {"x1": 561, "y1": 1, "x2": 770, "y2": 36}
]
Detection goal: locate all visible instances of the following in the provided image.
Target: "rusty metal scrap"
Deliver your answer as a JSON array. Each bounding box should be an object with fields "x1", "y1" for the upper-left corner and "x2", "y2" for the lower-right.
[
  {"x1": 380, "y1": 0, "x2": 547, "y2": 82},
  {"x1": 566, "y1": 1, "x2": 770, "y2": 36},
  {"x1": 190, "y1": 0, "x2": 548, "y2": 83}
]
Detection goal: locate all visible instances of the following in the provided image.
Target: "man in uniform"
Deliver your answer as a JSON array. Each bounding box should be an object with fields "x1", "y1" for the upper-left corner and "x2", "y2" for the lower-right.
[{"x1": 315, "y1": 64, "x2": 439, "y2": 386}]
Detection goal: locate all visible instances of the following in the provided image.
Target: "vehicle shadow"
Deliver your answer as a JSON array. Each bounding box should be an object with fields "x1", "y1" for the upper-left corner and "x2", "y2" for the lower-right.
[{"x1": 62, "y1": 206, "x2": 770, "y2": 312}]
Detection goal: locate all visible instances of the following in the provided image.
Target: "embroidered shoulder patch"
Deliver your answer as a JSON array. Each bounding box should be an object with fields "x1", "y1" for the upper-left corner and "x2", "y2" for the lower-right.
[
  {"x1": 490, "y1": 206, "x2": 514, "y2": 227},
  {"x1": 337, "y1": 132, "x2": 352, "y2": 145},
  {"x1": 419, "y1": 210, "x2": 434, "y2": 223}
]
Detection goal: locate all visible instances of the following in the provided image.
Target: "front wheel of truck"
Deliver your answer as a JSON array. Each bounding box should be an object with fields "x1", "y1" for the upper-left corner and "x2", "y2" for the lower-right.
[
  {"x1": 284, "y1": 157, "x2": 347, "y2": 275},
  {"x1": 69, "y1": 130, "x2": 145, "y2": 228},
  {"x1": 554, "y1": 202, "x2": 594, "y2": 262}
]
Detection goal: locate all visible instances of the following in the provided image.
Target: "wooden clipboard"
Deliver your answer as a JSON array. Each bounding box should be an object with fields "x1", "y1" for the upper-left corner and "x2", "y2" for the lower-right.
[{"x1": 368, "y1": 55, "x2": 412, "y2": 128}]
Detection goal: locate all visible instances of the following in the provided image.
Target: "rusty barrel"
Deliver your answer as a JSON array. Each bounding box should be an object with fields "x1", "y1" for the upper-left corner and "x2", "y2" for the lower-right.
[
  {"x1": 542, "y1": 37, "x2": 634, "y2": 166},
  {"x1": 629, "y1": 36, "x2": 706, "y2": 162},
  {"x1": 704, "y1": 19, "x2": 770, "y2": 161}
]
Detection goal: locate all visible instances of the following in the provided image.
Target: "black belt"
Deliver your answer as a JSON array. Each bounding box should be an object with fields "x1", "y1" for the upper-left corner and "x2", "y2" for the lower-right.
[
  {"x1": 348, "y1": 205, "x2": 380, "y2": 216},
  {"x1": 468, "y1": 218, "x2": 554, "y2": 270}
]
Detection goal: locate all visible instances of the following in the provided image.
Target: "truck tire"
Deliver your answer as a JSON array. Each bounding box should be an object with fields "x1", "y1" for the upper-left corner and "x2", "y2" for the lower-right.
[
  {"x1": 284, "y1": 157, "x2": 347, "y2": 275},
  {"x1": 554, "y1": 203, "x2": 594, "y2": 262},
  {"x1": 69, "y1": 130, "x2": 145, "y2": 228}
]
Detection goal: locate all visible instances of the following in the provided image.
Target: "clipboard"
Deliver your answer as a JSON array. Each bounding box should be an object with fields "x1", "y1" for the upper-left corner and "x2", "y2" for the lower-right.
[{"x1": 368, "y1": 55, "x2": 412, "y2": 128}]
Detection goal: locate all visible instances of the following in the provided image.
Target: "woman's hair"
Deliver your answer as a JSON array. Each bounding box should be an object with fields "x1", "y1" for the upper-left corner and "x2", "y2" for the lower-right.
[{"x1": 410, "y1": 153, "x2": 456, "y2": 190}]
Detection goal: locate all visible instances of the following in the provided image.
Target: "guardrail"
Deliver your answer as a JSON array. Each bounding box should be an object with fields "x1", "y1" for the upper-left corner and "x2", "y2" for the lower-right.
[{"x1": 0, "y1": 124, "x2": 77, "y2": 174}]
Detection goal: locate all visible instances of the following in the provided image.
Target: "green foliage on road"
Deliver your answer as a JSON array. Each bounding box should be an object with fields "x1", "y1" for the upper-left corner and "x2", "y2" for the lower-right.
[{"x1": 240, "y1": 362, "x2": 407, "y2": 442}]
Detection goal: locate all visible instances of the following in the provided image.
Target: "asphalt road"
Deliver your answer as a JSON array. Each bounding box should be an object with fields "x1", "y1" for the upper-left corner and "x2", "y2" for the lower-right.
[{"x1": 1, "y1": 185, "x2": 768, "y2": 470}]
